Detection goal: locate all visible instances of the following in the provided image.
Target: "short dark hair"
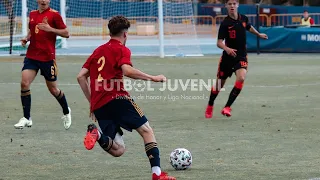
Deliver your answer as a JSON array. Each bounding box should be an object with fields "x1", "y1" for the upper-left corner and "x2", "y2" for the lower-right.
[
  {"x1": 225, "y1": 0, "x2": 238, "y2": 3},
  {"x1": 108, "y1": 15, "x2": 130, "y2": 36}
]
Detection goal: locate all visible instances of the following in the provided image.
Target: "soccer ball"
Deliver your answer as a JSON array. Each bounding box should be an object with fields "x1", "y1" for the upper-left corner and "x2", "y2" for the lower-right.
[{"x1": 169, "y1": 148, "x2": 192, "y2": 170}]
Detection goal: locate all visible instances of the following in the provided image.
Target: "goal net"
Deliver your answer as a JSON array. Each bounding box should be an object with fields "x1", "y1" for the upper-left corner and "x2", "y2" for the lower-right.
[
  {"x1": 65, "y1": 0, "x2": 204, "y2": 57},
  {"x1": 0, "y1": 0, "x2": 23, "y2": 54},
  {"x1": 0, "y1": 0, "x2": 209, "y2": 57},
  {"x1": 0, "y1": 0, "x2": 62, "y2": 55}
]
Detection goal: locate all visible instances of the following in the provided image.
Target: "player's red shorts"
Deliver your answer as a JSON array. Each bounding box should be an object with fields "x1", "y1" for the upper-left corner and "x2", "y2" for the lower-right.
[{"x1": 217, "y1": 54, "x2": 248, "y2": 80}]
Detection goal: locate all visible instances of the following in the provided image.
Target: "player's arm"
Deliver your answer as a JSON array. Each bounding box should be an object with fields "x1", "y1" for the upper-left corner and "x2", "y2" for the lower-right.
[
  {"x1": 77, "y1": 68, "x2": 91, "y2": 103},
  {"x1": 121, "y1": 64, "x2": 165, "y2": 82},
  {"x1": 20, "y1": 30, "x2": 31, "y2": 47},
  {"x1": 119, "y1": 48, "x2": 165, "y2": 82},
  {"x1": 37, "y1": 13, "x2": 70, "y2": 38},
  {"x1": 246, "y1": 17, "x2": 268, "y2": 39},
  {"x1": 50, "y1": 28, "x2": 69, "y2": 38},
  {"x1": 217, "y1": 23, "x2": 237, "y2": 57},
  {"x1": 25, "y1": 29, "x2": 31, "y2": 40},
  {"x1": 248, "y1": 26, "x2": 267, "y2": 39},
  {"x1": 37, "y1": 22, "x2": 69, "y2": 38}
]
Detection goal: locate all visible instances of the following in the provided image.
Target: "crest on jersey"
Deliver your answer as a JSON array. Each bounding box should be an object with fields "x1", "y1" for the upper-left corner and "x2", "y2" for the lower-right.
[
  {"x1": 43, "y1": 16, "x2": 48, "y2": 23},
  {"x1": 242, "y1": 22, "x2": 246, "y2": 28}
]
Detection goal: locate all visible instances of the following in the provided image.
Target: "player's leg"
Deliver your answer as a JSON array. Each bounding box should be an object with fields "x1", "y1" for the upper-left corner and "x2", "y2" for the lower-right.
[
  {"x1": 205, "y1": 56, "x2": 231, "y2": 118},
  {"x1": 136, "y1": 122, "x2": 175, "y2": 180},
  {"x1": 205, "y1": 78, "x2": 226, "y2": 118},
  {"x1": 135, "y1": 122, "x2": 160, "y2": 175},
  {"x1": 114, "y1": 97, "x2": 175, "y2": 180},
  {"x1": 84, "y1": 102, "x2": 125, "y2": 157},
  {"x1": 41, "y1": 60, "x2": 71, "y2": 129},
  {"x1": 221, "y1": 60, "x2": 248, "y2": 117},
  {"x1": 84, "y1": 122, "x2": 125, "y2": 157},
  {"x1": 14, "y1": 58, "x2": 38, "y2": 129}
]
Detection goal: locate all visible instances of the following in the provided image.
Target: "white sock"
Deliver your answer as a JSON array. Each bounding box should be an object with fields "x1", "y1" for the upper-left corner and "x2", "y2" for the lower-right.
[
  {"x1": 97, "y1": 131, "x2": 101, "y2": 140},
  {"x1": 152, "y1": 166, "x2": 161, "y2": 176}
]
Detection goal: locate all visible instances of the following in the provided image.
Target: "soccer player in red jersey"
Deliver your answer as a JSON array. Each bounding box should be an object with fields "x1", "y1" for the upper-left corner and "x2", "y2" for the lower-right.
[
  {"x1": 14, "y1": 0, "x2": 71, "y2": 129},
  {"x1": 205, "y1": 0, "x2": 268, "y2": 118},
  {"x1": 77, "y1": 16, "x2": 176, "y2": 180}
]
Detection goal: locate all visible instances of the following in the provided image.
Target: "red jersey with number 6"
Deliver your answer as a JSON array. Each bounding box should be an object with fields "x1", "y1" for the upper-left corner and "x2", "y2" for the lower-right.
[
  {"x1": 82, "y1": 39, "x2": 132, "y2": 112},
  {"x1": 26, "y1": 8, "x2": 67, "y2": 62}
]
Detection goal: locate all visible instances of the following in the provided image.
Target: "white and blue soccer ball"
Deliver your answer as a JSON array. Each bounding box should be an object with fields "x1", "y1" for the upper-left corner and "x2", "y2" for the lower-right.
[{"x1": 169, "y1": 148, "x2": 192, "y2": 170}]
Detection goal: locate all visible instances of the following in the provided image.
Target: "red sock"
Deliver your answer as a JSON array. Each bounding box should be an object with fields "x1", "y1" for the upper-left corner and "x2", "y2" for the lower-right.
[{"x1": 234, "y1": 81, "x2": 244, "y2": 90}]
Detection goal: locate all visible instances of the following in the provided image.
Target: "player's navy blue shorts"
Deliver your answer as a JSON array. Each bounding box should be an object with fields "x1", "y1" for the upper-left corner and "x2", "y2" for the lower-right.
[
  {"x1": 217, "y1": 54, "x2": 248, "y2": 80},
  {"x1": 93, "y1": 96, "x2": 148, "y2": 139},
  {"x1": 22, "y1": 57, "x2": 57, "y2": 81}
]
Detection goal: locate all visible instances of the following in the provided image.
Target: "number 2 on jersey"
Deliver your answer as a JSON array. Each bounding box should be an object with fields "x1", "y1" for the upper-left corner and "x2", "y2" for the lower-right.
[{"x1": 97, "y1": 56, "x2": 105, "y2": 82}]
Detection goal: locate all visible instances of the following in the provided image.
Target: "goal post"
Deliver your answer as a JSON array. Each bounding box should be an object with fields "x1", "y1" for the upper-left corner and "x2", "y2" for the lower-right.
[
  {"x1": 64, "y1": 0, "x2": 204, "y2": 57},
  {"x1": 21, "y1": 0, "x2": 27, "y2": 37},
  {"x1": 60, "y1": 0, "x2": 67, "y2": 48},
  {"x1": 0, "y1": 0, "x2": 212, "y2": 57},
  {"x1": 158, "y1": 0, "x2": 165, "y2": 58}
]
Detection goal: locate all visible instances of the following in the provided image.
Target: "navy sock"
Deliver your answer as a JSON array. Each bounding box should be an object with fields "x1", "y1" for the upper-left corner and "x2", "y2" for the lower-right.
[
  {"x1": 98, "y1": 134, "x2": 113, "y2": 152},
  {"x1": 145, "y1": 142, "x2": 160, "y2": 168},
  {"x1": 54, "y1": 90, "x2": 69, "y2": 115},
  {"x1": 21, "y1": 90, "x2": 31, "y2": 119}
]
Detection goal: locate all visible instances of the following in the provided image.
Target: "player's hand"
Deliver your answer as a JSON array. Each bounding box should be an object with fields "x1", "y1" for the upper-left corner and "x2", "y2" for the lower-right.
[
  {"x1": 20, "y1": 38, "x2": 28, "y2": 47},
  {"x1": 225, "y1": 47, "x2": 237, "y2": 57},
  {"x1": 152, "y1": 75, "x2": 167, "y2": 82},
  {"x1": 37, "y1": 22, "x2": 53, "y2": 32},
  {"x1": 259, "y1": 33, "x2": 268, "y2": 39}
]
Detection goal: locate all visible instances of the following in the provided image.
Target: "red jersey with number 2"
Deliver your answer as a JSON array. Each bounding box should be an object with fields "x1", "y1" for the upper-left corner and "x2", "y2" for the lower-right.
[
  {"x1": 27, "y1": 8, "x2": 67, "y2": 62},
  {"x1": 82, "y1": 39, "x2": 132, "y2": 112}
]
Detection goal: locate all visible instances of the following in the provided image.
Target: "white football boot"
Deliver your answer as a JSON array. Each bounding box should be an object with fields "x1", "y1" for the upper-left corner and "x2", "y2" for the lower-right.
[
  {"x1": 14, "y1": 117, "x2": 32, "y2": 129},
  {"x1": 62, "y1": 107, "x2": 71, "y2": 130}
]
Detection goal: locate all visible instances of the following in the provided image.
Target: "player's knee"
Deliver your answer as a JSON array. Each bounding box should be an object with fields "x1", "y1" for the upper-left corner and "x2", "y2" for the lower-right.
[
  {"x1": 48, "y1": 87, "x2": 59, "y2": 96},
  {"x1": 140, "y1": 125, "x2": 154, "y2": 138},
  {"x1": 109, "y1": 144, "x2": 125, "y2": 157},
  {"x1": 112, "y1": 145, "x2": 125, "y2": 157},
  {"x1": 20, "y1": 80, "x2": 30, "y2": 90},
  {"x1": 136, "y1": 122, "x2": 156, "y2": 142},
  {"x1": 236, "y1": 76, "x2": 245, "y2": 82}
]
